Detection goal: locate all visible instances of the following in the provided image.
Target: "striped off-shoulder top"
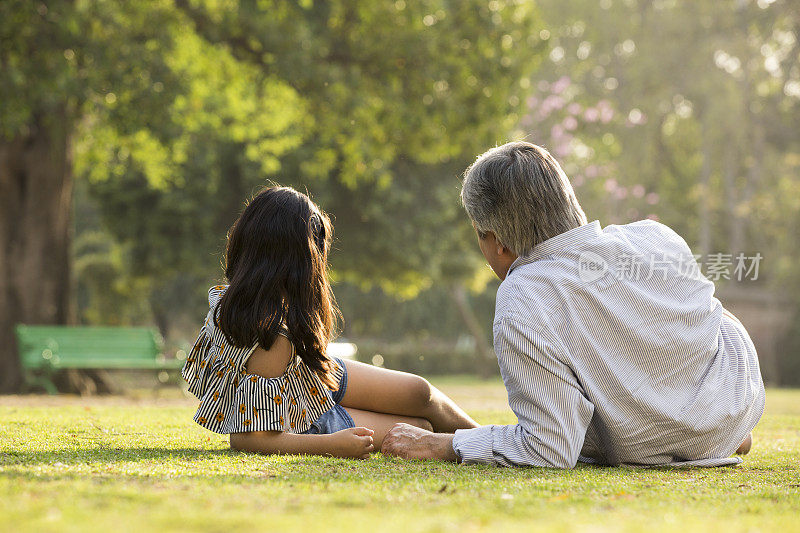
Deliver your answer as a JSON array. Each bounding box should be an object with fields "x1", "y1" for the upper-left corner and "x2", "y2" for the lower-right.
[{"x1": 181, "y1": 285, "x2": 341, "y2": 434}]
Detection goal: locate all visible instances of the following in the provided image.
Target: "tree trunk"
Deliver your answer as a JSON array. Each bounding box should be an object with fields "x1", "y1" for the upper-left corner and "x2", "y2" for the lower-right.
[
  {"x1": 698, "y1": 116, "x2": 712, "y2": 259},
  {"x1": 723, "y1": 145, "x2": 744, "y2": 254},
  {"x1": 0, "y1": 108, "x2": 74, "y2": 393},
  {"x1": 449, "y1": 284, "x2": 496, "y2": 378}
]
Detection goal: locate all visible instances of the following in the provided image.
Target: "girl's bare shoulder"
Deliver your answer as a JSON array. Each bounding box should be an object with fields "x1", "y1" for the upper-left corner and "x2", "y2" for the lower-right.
[{"x1": 245, "y1": 334, "x2": 294, "y2": 379}]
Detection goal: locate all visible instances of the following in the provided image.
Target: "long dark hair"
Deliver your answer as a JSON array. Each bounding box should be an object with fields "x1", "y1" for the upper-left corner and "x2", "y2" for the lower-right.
[{"x1": 214, "y1": 186, "x2": 341, "y2": 390}]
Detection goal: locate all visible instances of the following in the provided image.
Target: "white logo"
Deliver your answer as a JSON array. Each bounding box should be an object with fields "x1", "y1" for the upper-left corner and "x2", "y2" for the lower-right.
[{"x1": 578, "y1": 251, "x2": 609, "y2": 282}]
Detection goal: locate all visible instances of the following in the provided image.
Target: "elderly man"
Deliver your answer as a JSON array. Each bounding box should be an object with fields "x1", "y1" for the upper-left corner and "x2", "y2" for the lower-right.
[{"x1": 382, "y1": 141, "x2": 764, "y2": 468}]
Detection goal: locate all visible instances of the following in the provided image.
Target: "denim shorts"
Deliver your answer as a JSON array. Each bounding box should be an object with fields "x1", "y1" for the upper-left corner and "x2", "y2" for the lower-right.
[{"x1": 303, "y1": 357, "x2": 355, "y2": 435}]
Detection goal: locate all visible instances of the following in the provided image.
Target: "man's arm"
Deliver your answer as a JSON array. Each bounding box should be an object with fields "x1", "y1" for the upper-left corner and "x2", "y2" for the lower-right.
[
  {"x1": 452, "y1": 317, "x2": 594, "y2": 468},
  {"x1": 383, "y1": 317, "x2": 595, "y2": 467}
]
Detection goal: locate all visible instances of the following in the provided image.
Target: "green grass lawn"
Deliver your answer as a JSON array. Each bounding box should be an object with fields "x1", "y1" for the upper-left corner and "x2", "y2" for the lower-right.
[{"x1": 1, "y1": 379, "x2": 799, "y2": 533}]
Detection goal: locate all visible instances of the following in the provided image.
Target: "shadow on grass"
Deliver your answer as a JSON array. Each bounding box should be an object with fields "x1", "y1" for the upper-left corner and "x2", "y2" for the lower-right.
[
  {"x1": 2, "y1": 447, "x2": 764, "y2": 487},
  {"x1": 0, "y1": 446, "x2": 701, "y2": 475},
  {"x1": 0, "y1": 445, "x2": 618, "y2": 481},
  {"x1": 1, "y1": 447, "x2": 234, "y2": 466}
]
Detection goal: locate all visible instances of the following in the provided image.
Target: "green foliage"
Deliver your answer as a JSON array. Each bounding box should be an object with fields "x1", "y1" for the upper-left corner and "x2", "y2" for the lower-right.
[
  {"x1": 62, "y1": 0, "x2": 548, "y2": 332},
  {"x1": 179, "y1": 0, "x2": 544, "y2": 183},
  {"x1": 0, "y1": 1, "x2": 80, "y2": 136},
  {"x1": 1, "y1": 385, "x2": 799, "y2": 532},
  {"x1": 75, "y1": 20, "x2": 304, "y2": 189},
  {"x1": 1, "y1": 1, "x2": 180, "y2": 138},
  {"x1": 336, "y1": 282, "x2": 496, "y2": 341},
  {"x1": 73, "y1": 230, "x2": 151, "y2": 326}
]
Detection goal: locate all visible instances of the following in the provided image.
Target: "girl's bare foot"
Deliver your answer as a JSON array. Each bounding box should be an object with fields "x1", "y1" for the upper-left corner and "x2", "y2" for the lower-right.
[{"x1": 736, "y1": 433, "x2": 752, "y2": 455}]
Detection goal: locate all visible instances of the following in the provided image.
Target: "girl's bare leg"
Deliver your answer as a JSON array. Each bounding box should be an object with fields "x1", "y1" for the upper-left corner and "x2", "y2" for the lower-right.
[
  {"x1": 344, "y1": 408, "x2": 431, "y2": 449},
  {"x1": 340, "y1": 359, "x2": 480, "y2": 433}
]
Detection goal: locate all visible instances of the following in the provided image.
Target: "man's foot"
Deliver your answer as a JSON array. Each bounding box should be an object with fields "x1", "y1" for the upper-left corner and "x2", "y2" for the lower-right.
[{"x1": 736, "y1": 433, "x2": 752, "y2": 455}]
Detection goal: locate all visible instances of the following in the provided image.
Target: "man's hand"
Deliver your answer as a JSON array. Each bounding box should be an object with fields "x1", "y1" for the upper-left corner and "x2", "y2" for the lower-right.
[{"x1": 380, "y1": 423, "x2": 459, "y2": 462}]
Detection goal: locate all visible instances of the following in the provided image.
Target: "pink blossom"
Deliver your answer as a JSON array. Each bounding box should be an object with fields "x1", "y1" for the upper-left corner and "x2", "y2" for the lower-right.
[
  {"x1": 567, "y1": 102, "x2": 582, "y2": 115},
  {"x1": 614, "y1": 187, "x2": 628, "y2": 200},
  {"x1": 631, "y1": 184, "x2": 646, "y2": 198},
  {"x1": 555, "y1": 142, "x2": 571, "y2": 157},
  {"x1": 551, "y1": 76, "x2": 571, "y2": 94},
  {"x1": 551, "y1": 124, "x2": 565, "y2": 140},
  {"x1": 604, "y1": 178, "x2": 618, "y2": 192},
  {"x1": 646, "y1": 213, "x2": 659, "y2": 221},
  {"x1": 543, "y1": 95, "x2": 565, "y2": 111},
  {"x1": 645, "y1": 192, "x2": 660, "y2": 205},
  {"x1": 585, "y1": 165, "x2": 599, "y2": 178},
  {"x1": 597, "y1": 100, "x2": 614, "y2": 123},
  {"x1": 527, "y1": 96, "x2": 539, "y2": 109},
  {"x1": 563, "y1": 116, "x2": 578, "y2": 131},
  {"x1": 572, "y1": 175, "x2": 585, "y2": 187},
  {"x1": 583, "y1": 108, "x2": 599, "y2": 122}
]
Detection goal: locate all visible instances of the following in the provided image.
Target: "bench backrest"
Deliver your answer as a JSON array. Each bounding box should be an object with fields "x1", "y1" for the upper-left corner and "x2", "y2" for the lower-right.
[{"x1": 15, "y1": 325, "x2": 163, "y2": 369}]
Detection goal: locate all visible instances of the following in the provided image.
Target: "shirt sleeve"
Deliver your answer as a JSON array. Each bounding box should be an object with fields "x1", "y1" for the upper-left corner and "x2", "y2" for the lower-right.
[{"x1": 452, "y1": 316, "x2": 594, "y2": 468}]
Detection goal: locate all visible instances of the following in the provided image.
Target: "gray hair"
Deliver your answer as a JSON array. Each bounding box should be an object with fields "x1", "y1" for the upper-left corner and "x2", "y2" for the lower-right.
[{"x1": 461, "y1": 141, "x2": 587, "y2": 256}]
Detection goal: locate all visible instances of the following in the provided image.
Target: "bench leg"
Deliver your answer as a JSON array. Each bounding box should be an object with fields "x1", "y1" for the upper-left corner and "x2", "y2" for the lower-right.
[{"x1": 24, "y1": 371, "x2": 58, "y2": 395}]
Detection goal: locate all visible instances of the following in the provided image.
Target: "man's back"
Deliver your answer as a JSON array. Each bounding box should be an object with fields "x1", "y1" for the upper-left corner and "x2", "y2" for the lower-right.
[
  {"x1": 489, "y1": 219, "x2": 764, "y2": 466},
  {"x1": 384, "y1": 141, "x2": 765, "y2": 468}
]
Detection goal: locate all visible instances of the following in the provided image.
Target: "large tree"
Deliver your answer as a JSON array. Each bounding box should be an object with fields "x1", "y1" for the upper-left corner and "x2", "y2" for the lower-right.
[
  {"x1": 0, "y1": 1, "x2": 303, "y2": 391},
  {"x1": 0, "y1": 1, "x2": 174, "y2": 391}
]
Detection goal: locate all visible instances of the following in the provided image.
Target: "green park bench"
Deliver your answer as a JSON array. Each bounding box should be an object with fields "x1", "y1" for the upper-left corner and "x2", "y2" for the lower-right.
[{"x1": 14, "y1": 325, "x2": 185, "y2": 395}]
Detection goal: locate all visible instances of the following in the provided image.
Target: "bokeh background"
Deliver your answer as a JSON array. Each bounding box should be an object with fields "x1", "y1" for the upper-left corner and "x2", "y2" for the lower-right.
[{"x1": 2, "y1": 0, "x2": 799, "y2": 392}]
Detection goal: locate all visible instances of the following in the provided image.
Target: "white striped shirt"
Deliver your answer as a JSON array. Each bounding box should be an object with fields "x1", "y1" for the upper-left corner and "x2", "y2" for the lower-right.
[{"x1": 452, "y1": 220, "x2": 765, "y2": 468}]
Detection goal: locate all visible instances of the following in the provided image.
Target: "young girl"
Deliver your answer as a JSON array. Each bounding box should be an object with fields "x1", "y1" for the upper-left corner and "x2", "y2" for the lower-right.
[{"x1": 182, "y1": 186, "x2": 479, "y2": 458}]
